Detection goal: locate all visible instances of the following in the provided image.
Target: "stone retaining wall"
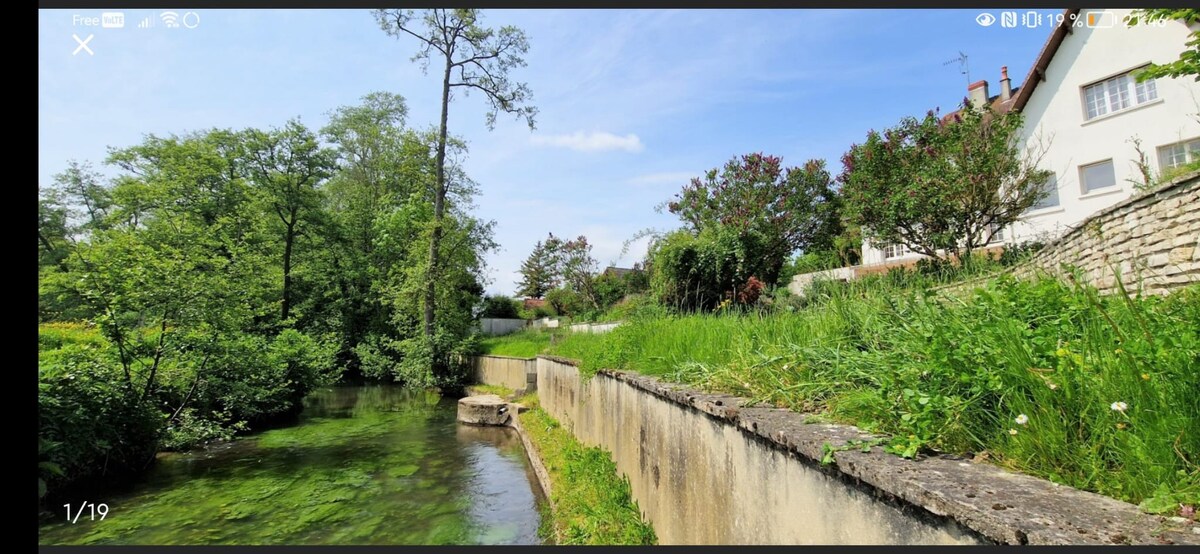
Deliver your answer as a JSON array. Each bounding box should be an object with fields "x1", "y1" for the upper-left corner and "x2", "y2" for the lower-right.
[
  {"x1": 535, "y1": 355, "x2": 1198, "y2": 545},
  {"x1": 1011, "y1": 172, "x2": 1199, "y2": 295}
]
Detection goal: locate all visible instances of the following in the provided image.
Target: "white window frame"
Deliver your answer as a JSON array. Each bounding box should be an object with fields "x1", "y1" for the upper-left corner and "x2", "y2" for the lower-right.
[
  {"x1": 1157, "y1": 138, "x2": 1200, "y2": 170},
  {"x1": 1081, "y1": 66, "x2": 1158, "y2": 121},
  {"x1": 1079, "y1": 159, "x2": 1118, "y2": 195},
  {"x1": 882, "y1": 242, "x2": 908, "y2": 260}
]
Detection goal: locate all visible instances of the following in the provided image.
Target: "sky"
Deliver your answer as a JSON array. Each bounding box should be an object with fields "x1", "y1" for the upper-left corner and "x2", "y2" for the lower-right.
[{"x1": 38, "y1": 8, "x2": 1063, "y2": 295}]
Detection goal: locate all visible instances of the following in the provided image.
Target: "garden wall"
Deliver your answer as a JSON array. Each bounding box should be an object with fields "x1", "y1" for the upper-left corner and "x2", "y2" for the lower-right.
[
  {"x1": 534, "y1": 355, "x2": 1198, "y2": 545},
  {"x1": 1010, "y1": 171, "x2": 1199, "y2": 295}
]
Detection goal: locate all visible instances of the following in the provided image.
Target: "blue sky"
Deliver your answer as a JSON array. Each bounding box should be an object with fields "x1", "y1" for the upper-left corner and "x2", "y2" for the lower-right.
[{"x1": 39, "y1": 8, "x2": 1062, "y2": 295}]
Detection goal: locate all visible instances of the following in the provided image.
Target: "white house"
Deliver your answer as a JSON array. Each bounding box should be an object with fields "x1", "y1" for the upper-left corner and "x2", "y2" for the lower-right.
[{"x1": 860, "y1": 8, "x2": 1200, "y2": 266}]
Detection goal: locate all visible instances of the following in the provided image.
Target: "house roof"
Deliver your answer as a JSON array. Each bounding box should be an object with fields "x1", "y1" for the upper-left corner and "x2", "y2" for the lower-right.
[
  {"x1": 941, "y1": 84, "x2": 1024, "y2": 122},
  {"x1": 940, "y1": 8, "x2": 1080, "y2": 123},
  {"x1": 1011, "y1": 8, "x2": 1083, "y2": 113}
]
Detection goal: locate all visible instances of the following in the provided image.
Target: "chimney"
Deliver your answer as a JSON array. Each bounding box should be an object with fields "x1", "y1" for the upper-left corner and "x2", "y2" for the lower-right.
[
  {"x1": 968, "y1": 79, "x2": 990, "y2": 109},
  {"x1": 999, "y1": 66, "x2": 1012, "y2": 101}
]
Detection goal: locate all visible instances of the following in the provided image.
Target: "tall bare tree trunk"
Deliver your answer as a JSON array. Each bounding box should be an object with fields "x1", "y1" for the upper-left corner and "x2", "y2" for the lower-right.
[
  {"x1": 424, "y1": 56, "x2": 453, "y2": 338},
  {"x1": 283, "y1": 218, "x2": 296, "y2": 321}
]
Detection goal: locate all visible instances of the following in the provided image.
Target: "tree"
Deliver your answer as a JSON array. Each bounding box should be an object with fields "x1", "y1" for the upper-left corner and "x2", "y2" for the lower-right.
[
  {"x1": 244, "y1": 120, "x2": 336, "y2": 323},
  {"x1": 51, "y1": 160, "x2": 112, "y2": 233},
  {"x1": 839, "y1": 102, "x2": 1053, "y2": 260},
  {"x1": 1125, "y1": 9, "x2": 1200, "y2": 82},
  {"x1": 515, "y1": 234, "x2": 561, "y2": 298},
  {"x1": 556, "y1": 236, "x2": 600, "y2": 310},
  {"x1": 374, "y1": 9, "x2": 537, "y2": 341},
  {"x1": 665, "y1": 154, "x2": 842, "y2": 285}
]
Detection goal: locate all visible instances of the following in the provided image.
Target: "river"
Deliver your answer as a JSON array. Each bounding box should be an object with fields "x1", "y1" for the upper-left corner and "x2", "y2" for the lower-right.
[{"x1": 39, "y1": 385, "x2": 546, "y2": 545}]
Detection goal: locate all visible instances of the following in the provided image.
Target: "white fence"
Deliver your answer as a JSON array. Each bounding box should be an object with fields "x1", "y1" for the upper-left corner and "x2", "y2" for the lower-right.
[{"x1": 479, "y1": 318, "x2": 529, "y2": 336}]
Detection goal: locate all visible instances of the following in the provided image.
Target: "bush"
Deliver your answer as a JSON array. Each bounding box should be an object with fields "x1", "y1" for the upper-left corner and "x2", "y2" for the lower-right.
[
  {"x1": 480, "y1": 295, "x2": 522, "y2": 319},
  {"x1": 998, "y1": 240, "x2": 1046, "y2": 266},
  {"x1": 545, "y1": 287, "x2": 588, "y2": 318},
  {"x1": 39, "y1": 342, "x2": 161, "y2": 500},
  {"x1": 648, "y1": 226, "x2": 771, "y2": 312}
]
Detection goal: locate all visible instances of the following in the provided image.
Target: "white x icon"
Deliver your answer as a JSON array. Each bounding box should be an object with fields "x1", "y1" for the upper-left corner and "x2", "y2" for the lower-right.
[{"x1": 72, "y1": 34, "x2": 94, "y2": 56}]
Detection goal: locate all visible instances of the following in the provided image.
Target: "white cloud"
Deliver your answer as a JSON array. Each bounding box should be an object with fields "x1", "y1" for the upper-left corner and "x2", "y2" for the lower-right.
[
  {"x1": 627, "y1": 171, "x2": 698, "y2": 187},
  {"x1": 531, "y1": 131, "x2": 644, "y2": 153}
]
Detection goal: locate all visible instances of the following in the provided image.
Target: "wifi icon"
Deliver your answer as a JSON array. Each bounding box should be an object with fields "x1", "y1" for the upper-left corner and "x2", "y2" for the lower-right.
[{"x1": 160, "y1": 11, "x2": 180, "y2": 28}]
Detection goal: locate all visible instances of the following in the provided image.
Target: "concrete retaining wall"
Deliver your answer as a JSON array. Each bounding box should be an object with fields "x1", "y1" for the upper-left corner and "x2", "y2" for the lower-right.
[
  {"x1": 471, "y1": 355, "x2": 537, "y2": 393},
  {"x1": 479, "y1": 318, "x2": 528, "y2": 336},
  {"x1": 535, "y1": 356, "x2": 1198, "y2": 545},
  {"x1": 529, "y1": 317, "x2": 560, "y2": 329},
  {"x1": 568, "y1": 321, "x2": 622, "y2": 334}
]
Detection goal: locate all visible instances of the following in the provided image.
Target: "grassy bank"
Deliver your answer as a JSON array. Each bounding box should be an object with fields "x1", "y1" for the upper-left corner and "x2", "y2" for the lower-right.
[
  {"x1": 478, "y1": 330, "x2": 553, "y2": 358},
  {"x1": 517, "y1": 395, "x2": 656, "y2": 545},
  {"x1": 540, "y1": 275, "x2": 1200, "y2": 514}
]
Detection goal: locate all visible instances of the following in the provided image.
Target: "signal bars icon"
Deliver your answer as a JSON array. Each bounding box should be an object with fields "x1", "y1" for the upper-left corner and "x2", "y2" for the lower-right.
[{"x1": 136, "y1": 16, "x2": 154, "y2": 29}]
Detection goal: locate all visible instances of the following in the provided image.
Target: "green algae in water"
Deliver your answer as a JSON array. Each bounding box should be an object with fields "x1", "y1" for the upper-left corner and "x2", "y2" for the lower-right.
[{"x1": 39, "y1": 385, "x2": 544, "y2": 545}]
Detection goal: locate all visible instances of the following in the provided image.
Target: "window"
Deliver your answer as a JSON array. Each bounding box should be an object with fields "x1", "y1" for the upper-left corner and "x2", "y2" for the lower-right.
[
  {"x1": 1082, "y1": 68, "x2": 1158, "y2": 120},
  {"x1": 882, "y1": 243, "x2": 908, "y2": 259},
  {"x1": 987, "y1": 223, "x2": 1005, "y2": 244},
  {"x1": 1029, "y1": 173, "x2": 1060, "y2": 211},
  {"x1": 1079, "y1": 160, "x2": 1117, "y2": 194},
  {"x1": 1157, "y1": 138, "x2": 1200, "y2": 170}
]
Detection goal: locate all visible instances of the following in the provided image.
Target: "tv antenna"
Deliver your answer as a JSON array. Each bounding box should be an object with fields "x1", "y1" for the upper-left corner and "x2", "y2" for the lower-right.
[{"x1": 943, "y1": 51, "x2": 970, "y2": 86}]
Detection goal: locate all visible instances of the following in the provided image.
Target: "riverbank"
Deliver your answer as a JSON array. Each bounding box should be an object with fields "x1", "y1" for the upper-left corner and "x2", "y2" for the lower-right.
[{"x1": 509, "y1": 393, "x2": 656, "y2": 545}]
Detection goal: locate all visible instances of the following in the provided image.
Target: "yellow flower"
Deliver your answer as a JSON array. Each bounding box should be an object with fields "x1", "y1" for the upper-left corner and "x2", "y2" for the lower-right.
[
  {"x1": 1114, "y1": 348, "x2": 1124, "y2": 355},
  {"x1": 1141, "y1": 373, "x2": 1150, "y2": 381},
  {"x1": 1116, "y1": 423, "x2": 1126, "y2": 430}
]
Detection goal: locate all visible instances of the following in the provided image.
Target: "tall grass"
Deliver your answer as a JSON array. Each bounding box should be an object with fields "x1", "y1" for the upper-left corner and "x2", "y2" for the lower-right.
[
  {"x1": 476, "y1": 330, "x2": 553, "y2": 358},
  {"x1": 547, "y1": 275, "x2": 1200, "y2": 511}
]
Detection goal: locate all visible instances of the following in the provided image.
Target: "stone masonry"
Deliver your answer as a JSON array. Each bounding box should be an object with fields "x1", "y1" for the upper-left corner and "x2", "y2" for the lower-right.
[{"x1": 1009, "y1": 170, "x2": 1199, "y2": 295}]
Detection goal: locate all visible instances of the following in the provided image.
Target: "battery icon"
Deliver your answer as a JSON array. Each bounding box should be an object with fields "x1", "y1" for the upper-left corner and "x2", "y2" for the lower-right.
[{"x1": 1086, "y1": 11, "x2": 1114, "y2": 28}]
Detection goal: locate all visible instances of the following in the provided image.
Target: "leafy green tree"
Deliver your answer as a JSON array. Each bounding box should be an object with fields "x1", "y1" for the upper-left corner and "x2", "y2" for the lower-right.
[
  {"x1": 515, "y1": 234, "x2": 561, "y2": 298},
  {"x1": 840, "y1": 102, "x2": 1052, "y2": 260},
  {"x1": 1125, "y1": 9, "x2": 1200, "y2": 82},
  {"x1": 480, "y1": 295, "x2": 521, "y2": 318},
  {"x1": 374, "y1": 8, "x2": 537, "y2": 342},
  {"x1": 665, "y1": 154, "x2": 842, "y2": 285},
  {"x1": 245, "y1": 120, "x2": 336, "y2": 323},
  {"x1": 555, "y1": 236, "x2": 601, "y2": 311}
]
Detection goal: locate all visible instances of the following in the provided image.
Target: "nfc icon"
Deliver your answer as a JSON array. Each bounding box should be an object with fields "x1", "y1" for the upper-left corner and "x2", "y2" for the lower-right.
[{"x1": 1001, "y1": 11, "x2": 1018, "y2": 28}]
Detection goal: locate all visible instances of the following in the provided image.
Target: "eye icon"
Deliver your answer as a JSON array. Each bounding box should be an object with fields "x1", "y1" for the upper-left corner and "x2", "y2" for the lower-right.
[{"x1": 976, "y1": 13, "x2": 996, "y2": 27}]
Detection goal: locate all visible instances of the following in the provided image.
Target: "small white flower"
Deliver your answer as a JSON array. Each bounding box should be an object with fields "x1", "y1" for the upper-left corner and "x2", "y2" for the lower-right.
[
  {"x1": 1048, "y1": 382, "x2": 1058, "y2": 390},
  {"x1": 1111, "y1": 401, "x2": 1128, "y2": 413},
  {"x1": 1008, "y1": 429, "x2": 1018, "y2": 436},
  {"x1": 1015, "y1": 414, "x2": 1029, "y2": 425},
  {"x1": 743, "y1": 382, "x2": 752, "y2": 389}
]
